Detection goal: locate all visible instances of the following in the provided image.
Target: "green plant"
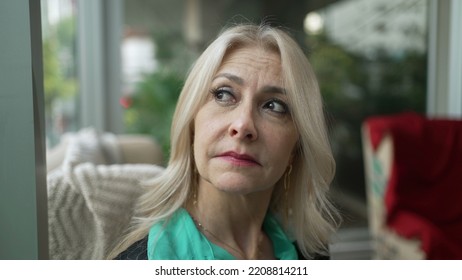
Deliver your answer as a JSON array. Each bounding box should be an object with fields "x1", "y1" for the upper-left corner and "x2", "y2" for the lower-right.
[
  {"x1": 307, "y1": 33, "x2": 426, "y2": 198},
  {"x1": 123, "y1": 71, "x2": 183, "y2": 164},
  {"x1": 43, "y1": 16, "x2": 77, "y2": 115}
]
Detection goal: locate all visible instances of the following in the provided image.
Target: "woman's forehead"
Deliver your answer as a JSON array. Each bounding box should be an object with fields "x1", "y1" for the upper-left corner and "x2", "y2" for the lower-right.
[
  {"x1": 215, "y1": 46, "x2": 282, "y2": 77},
  {"x1": 221, "y1": 44, "x2": 280, "y2": 62}
]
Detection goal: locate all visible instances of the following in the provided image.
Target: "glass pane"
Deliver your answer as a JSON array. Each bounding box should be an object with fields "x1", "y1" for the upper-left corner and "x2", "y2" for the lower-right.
[
  {"x1": 41, "y1": 0, "x2": 79, "y2": 148},
  {"x1": 122, "y1": 0, "x2": 198, "y2": 163},
  {"x1": 306, "y1": 0, "x2": 427, "y2": 226}
]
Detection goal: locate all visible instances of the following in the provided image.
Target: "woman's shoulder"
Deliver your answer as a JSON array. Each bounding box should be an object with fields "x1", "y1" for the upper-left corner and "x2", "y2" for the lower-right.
[{"x1": 113, "y1": 235, "x2": 149, "y2": 260}]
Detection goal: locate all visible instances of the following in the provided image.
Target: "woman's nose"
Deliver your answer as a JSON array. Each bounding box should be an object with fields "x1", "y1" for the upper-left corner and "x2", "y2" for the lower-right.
[{"x1": 228, "y1": 105, "x2": 258, "y2": 141}]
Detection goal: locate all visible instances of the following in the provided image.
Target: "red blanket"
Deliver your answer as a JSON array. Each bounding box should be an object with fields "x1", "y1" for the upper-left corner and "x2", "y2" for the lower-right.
[{"x1": 365, "y1": 112, "x2": 462, "y2": 259}]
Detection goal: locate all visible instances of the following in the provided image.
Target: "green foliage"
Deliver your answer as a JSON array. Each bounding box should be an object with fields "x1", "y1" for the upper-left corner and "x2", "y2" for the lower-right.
[
  {"x1": 308, "y1": 33, "x2": 427, "y2": 197},
  {"x1": 42, "y1": 16, "x2": 77, "y2": 115},
  {"x1": 43, "y1": 39, "x2": 77, "y2": 114},
  {"x1": 123, "y1": 71, "x2": 183, "y2": 163},
  {"x1": 122, "y1": 29, "x2": 196, "y2": 164}
]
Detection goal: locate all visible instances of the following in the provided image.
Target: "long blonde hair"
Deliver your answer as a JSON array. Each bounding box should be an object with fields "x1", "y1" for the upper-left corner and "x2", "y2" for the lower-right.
[{"x1": 108, "y1": 23, "x2": 339, "y2": 259}]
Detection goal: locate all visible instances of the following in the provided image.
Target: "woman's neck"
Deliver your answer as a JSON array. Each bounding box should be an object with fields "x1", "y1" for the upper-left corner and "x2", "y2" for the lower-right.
[{"x1": 185, "y1": 179, "x2": 275, "y2": 259}]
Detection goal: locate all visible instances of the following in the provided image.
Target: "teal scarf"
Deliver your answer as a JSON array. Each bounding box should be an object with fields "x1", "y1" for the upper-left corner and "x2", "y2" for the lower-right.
[{"x1": 147, "y1": 208, "x2": 298, "y2": 260}]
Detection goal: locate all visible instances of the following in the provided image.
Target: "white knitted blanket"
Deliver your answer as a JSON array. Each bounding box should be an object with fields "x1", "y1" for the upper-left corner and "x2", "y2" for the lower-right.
[{"x1": 47, "y1": 129, "x2": 163, "y2": 259}]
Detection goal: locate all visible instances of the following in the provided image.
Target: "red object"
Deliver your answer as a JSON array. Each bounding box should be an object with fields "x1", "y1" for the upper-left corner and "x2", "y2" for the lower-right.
[
  {"x1": 365, "y1": 112, "x2": 462, "y2": 259},
  {"x1": 119, "y1": 96, "x2": 132, "y2": 109}
]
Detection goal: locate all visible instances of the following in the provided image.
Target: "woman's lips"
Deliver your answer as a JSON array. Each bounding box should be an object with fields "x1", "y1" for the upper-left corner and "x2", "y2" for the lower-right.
[{"x1": 217, "y1": 151, "x2": 261, "y2": 166}]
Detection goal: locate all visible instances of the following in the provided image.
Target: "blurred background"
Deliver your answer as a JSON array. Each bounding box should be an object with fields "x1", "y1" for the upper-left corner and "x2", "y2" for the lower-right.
[{"x1": 2, "y1": 0, "x2": 461, "y2": 259}]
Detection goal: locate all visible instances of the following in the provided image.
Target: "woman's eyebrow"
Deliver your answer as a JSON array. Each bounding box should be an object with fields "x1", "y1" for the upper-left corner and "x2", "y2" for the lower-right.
[
  {"x1": 212, "y1": 73, "x2": 244, "y2": 85},
  {"x1": 213, "y1": 73, "x2": 286, "y2": 94},
  {"x1": 260, "y1": 85, "x2": 286, "y2": 95}
]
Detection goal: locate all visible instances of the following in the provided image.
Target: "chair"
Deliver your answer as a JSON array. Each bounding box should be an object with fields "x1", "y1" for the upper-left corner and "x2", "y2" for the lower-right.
[
  {"x1": 47, "y1": 128, "x2": 164, "y2": 259},
  {"x1": 362, "y1": 112, "x2": 462, "y2": 259}
]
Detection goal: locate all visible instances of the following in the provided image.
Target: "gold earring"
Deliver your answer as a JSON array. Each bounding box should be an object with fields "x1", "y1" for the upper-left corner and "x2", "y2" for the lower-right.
[
  {"x1": 190, "y1": 143, "x2": 198, "y2": 206},
  {"x1": 193, "y1": 186, "x2": 198, "y2": 206},
  {"x1": 283, "y1": 164, "x2": 293, "y2": 220},
  {"x1": 284, "y1": 164, "x2": 292, "y2": 191}
]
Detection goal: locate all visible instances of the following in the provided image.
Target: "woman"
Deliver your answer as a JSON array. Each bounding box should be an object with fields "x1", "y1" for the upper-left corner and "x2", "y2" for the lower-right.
[{"x1": 109, "y1": 23, "x2": 340, "y2": 260}]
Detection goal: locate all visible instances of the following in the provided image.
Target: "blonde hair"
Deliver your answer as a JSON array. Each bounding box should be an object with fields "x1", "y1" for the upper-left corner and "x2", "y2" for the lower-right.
[{"x1": 108, "y1": 23, "x2": 339, "y2": 259}]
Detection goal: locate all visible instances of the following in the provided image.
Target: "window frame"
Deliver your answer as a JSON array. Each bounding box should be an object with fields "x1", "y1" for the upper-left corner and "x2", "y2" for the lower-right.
[
  {"x1": 77, "y1": 0, "x2": 123, "y2": 133},
  {"x1": 426, "y1": 0, "x2": 462, "y2": 117},
  {"x1": 0, "y1": 0, "x2": 48, "y2": 259}
]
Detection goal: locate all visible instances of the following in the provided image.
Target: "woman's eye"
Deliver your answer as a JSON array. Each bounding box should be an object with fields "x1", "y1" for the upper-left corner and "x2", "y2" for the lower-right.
[
  {"x1": 263, "y1": 99, "x2": 289, "y2": 114},
  {"x1": 211, "y1": 87, "x2": 235, "y2": 104}
]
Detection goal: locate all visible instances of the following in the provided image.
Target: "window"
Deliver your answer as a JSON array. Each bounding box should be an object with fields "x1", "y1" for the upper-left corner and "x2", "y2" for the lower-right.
[
  {"x1": 41, "y1": 0, "x2": 79, "y2": 147},
  {"x1": 306, "y1": 0, "x2": 428, "y2": 226}
]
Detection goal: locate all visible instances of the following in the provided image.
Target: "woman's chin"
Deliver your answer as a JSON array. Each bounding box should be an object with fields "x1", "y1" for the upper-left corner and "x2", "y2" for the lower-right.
[{"x1": 212, "y1": 178, "x2": 273, "y2": 196}]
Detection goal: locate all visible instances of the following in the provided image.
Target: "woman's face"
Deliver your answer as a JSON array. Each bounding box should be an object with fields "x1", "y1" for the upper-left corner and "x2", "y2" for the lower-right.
[{"x1": 193, "y1": 46, "x2": 299, "y2": 195}]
